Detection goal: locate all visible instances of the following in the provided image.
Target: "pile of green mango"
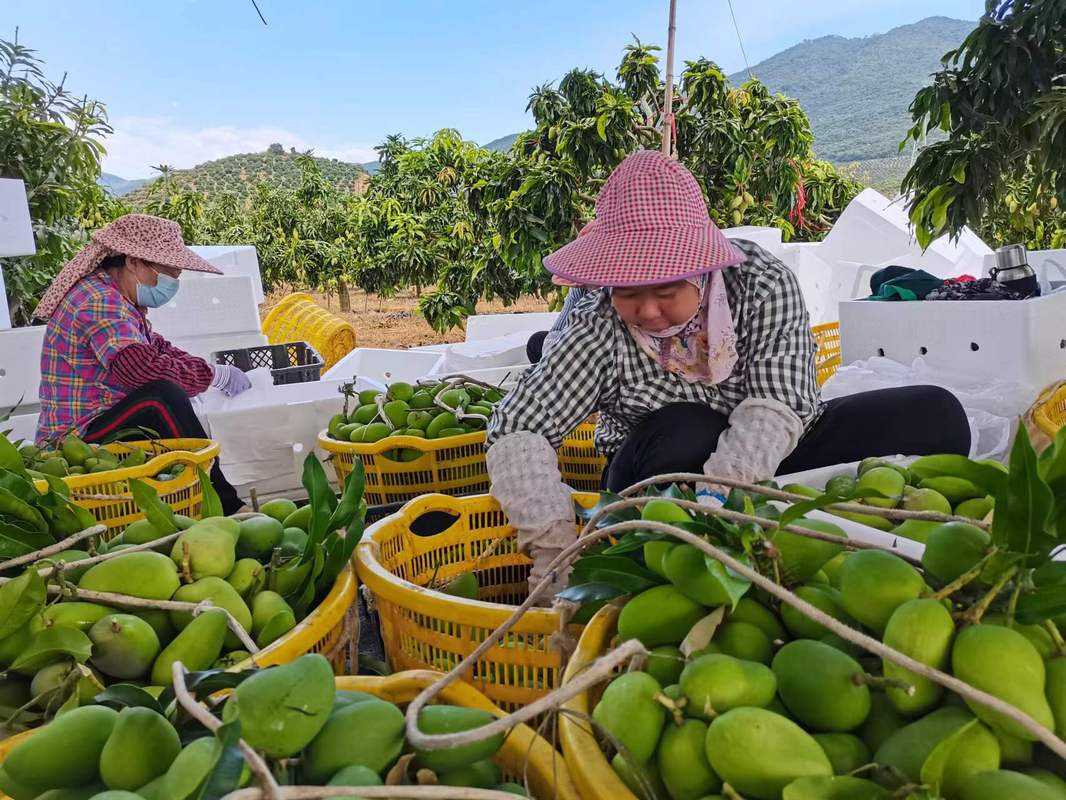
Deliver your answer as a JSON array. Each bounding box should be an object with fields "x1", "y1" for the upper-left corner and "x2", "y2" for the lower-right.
[
  {"x1": 587, "y1": 498, "x2": 1066, "y2": 800},
  {"x1": 326, "y1": 379, "x2": 505, "y2": 460},
  {"x1": 0, "y1": 654, "x2": 529, "y2": 800},
  {"x1": 0, "y1": 496, "x2": 346, "y2": 727},
  {"x1": 784, "y1": 454, "x2": 1005, "y2": 545},
  {"x1": 16, "y1": 435, "x2": 166, "y2": 480}
]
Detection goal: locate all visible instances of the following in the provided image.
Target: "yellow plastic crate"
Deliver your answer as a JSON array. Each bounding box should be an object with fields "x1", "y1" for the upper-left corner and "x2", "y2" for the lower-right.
[
  {"x1": 232, "y1": 560, "x2": 357, "y2": 673},
  {"x1": 356, "y1": 491, "x2": 597, "y2": 713},
  {"x1": 338, "y1": 671, "x2": 581, "y2": 800},
  {"x1": 261, "y1": 292, "x2": 357, "y2": 371},
  {"x1": 812, "y1": 321, "x2": 842, "y2": 387},
  {"x1": 559, "y1": 604, "x2": 636, "y2": 800},
  {"x1": 319, "y1": 429, "x2": 489, "y2": 506},
  {"x1": 1033, "y1": 382, "x2": 1066, "y2": 440},
  {"x1": 0, "y1": 672, "x2": 581, "y2": 800},
  {"x1": 31, "y1": 438, "x2": 219, "y2": 541},
  {"x1": 558, "y1": 418, "x2": 608, "y2": 492}
]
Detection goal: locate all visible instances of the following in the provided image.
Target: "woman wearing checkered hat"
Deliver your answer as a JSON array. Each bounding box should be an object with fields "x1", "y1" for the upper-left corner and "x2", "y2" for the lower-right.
[{"x1": 486, "y1": 151, "x2": 970, "y2": 597}]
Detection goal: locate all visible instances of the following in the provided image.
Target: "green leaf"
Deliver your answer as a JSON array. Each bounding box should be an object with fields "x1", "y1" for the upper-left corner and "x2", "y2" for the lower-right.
[
  {"x1": 299, "y1": 454, "x2": 336, "y2": 565},
  {"x1": 93, "y1": 683, "x2": 166, "y2": 715},
  {"x1": 920, "y1": 719, "x2": 979, "y2": 790},
  {"x1": 0, "y1": 568, "x2": 46, "y2": 639},
  {"x1": 556, "y1": 581, "x2": 626, "y2": 605},
  {"x1": 908, "y1": 455, "x2": 1007, "y2": 496},
  {"x1": 196, "y1": 467, "x2": 223, "y2": 519},
  {"x1": 128, "y1": 479, "x2": 178, "y2": 534},
  {"x1": 570, "y1": 554, "x2": 662, "y2": 593},
  {"x1": 326, "y1": 456, "x2": 365, "y2": 533},
  {"x1": 11, "y1": 626, "x2": 93, "y2": 672},
  {"x1": 1015, "y1": 586, "x2": 1066, "y2": 625},
  {"x1": 198, "y1": 722, "x2": 247, "y2": 800},
  {"x1": 703, "y1": 551, "x2": 752, "y2": 610},
  {"x1": 1039, "y1": 425, "x2": 1066, "y2": 538},
  {"x1": 0, "y1": 471, "x2": 40, "y2": 504},
  {"x1": 0, "y1": 520, "x2": 54, "y2": 560},
  {"x1": 602, "y1": 530, "x2": 663, "y2": 555},
  {"x1": 0, "y1": 433, "x2": 28, "y2": 477},
  {"x1": 1033, "y1": 560, "x2": 1066, "y2": 587},
  {"x1": 576, "y1": 491, "x2": 640, "y2": 528},
  {"x1": 992, "y1": 425, "x2": 1055, "y2": 562}
]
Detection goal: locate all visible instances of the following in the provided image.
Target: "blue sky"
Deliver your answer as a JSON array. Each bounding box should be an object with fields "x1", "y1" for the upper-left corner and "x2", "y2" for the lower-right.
[{"x1": 5, "y1": 0, "x2": 983, "y2": 178}]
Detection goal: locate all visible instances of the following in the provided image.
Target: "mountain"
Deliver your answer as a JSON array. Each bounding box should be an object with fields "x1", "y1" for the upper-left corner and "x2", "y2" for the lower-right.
[
  {"x1": 124, "y1": 146, "x2": 368, "y2": 206},
  {"x1": 483, "y1": 133, "x2": 520, "y2": 153},
  {"x1": 728, "y1": 16, "x2": 973, "y2": 162},
  {"x1": 99, "y1": 172, "x2": 149, "y2": 196}
]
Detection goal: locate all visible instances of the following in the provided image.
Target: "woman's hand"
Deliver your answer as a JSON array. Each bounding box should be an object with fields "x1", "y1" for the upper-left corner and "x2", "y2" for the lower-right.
[{"x1": 211, "y1": 364, "x2": 252, "y2": 397}]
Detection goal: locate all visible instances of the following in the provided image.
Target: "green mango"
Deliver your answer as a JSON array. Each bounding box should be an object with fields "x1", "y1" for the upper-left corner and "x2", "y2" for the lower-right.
[
  {"x1": 388, "y1": 382, "x2": 415, "y2": 402},
  {"x1": 121, "y1": 519, "x2": 166, "y2": 545},
  {"x1": 170, "y1": 577, "x2": 252, "y2": 649},
  {"x1": 857, "y1": 467, "x2": 905, "y2": 508},
  {"x1": 150, "y1": 609, "x2": 228, "y2": 685},
  {"x1": 705, "y1": 707, "x2": 832, "y2": 800},
  {"x1": 819, "y1": 633, "x2": 863, "y2": 660},
  {"x1": 901, "y1": 486, "x2": 953, "y2": 515},
  {"x1": 36, "y1": 549, "x2": 92, "y2": 582},
  {"x1": 29, "y1": 661, "x2": 101, "y2": 710},
  {"x1": 679, "y1": 653, "x2": 776, "y2": 721},
  {"x1": 952, "y1": 624, "x2": 1055, "y2": 741},
  {"x1": 919, "y1": 476, "x2": 984, "y2": 504},
  {"x1": 782, "y1": 483, "x2": 819, "y2": 498},
  {"x1": 89, "y1": 613, "x2": 161, "y2": 680},
  {"x1": 409, "y1": 390, "x2": 434, "y2": 409},
  {"x1": 645, "y1": 645, "x2": 685, "y2": 688},
  {"x1": 99, "y1": 707, "x2": 181, "y2": 790},
  {"x1": 382, "y1": 400, "x2": 410, "y2": 429},
  {"x1": 996, "y1": 728, "x2": 1035, "y2": 767},
  {"x1": 325, "y1": 764, "x2": 383, "y2": 799},
  {"x1": 713, "y1": 621, "x2": 772, "y2": 664},
  {"x1": 332, "y1": 689, "x2": 381, "y2": 710},
  {"x1": 35, "y1": 602, "x2": 114, "y2": 633},
  {"x1": 0, "y1": 765, "x2": 37, "y2": 800},
  {"x1": 282, "y1": 504, "x2": 313, "y2": 533},
  {"x1": 159, "y1": 737, "x2": 221, "y2": 800},
  {"x1": 985, "y1": 614, "x2": 1054, "y2": 661},
  {"x1": 643, "y1": 540, "x2": 677, "y2": 578},
  {"x1": 414, "y1": 704, "x2": 507, "y2": 772},
  {"x1": 821, "y1": 552, "x2": 847, "y2": 586},
  {"x1": 772, "y1": 518, "x2": 847, "y2": 584},
  {"x1": 1045, "y1": 657, "x2": 1066, "y2": 740},
  {"x1": 260, "y1": 498, "x2": 298, "y2": 524},
  {"x1": 612, "y1": 752, "x2": 669, "y2": 799},
  {"x1": 728, "y1": 597, "x2": 785, "y2": 643},
  {"x1": 250, "y1": 590, "x2": 297, "y2": 647},
  {"x1": 4, "y1": 705, "x2": 117, "y2": 792},
  {"x1": 78, "y1": 551, "x2": 180, "y2": 600},
  {"x1": 881, "y1": 598, "x2": 955, "y2": 716},
  {"x1": 133, "y1": 609, "x2": 175, "y2": 647},
  {"x1": 663, "y1": 544, "x2": 735, "y2": 606},
  {"x1": 437, "y1": 759, "x2": 502, "y2": 788},
  {"x1": 782, "y1": 776, "x2": 892, "y2": 800},
  {"x1": 227, "y1": 558, "x2": 266, "y2": 598},
  {"x1": 215, "y1": 650, "x2": 252, "y2": 669},
  {"x1": 772, "y1": 640, "x2": 870, "y2": 732},
  {"x1": 874, "y1": 706, "x2": 995, "y2": 786},
  {"x1": 616, "y1": 585, "x2": 705, "y2": 648},
  {"x1": 828, "y1": 509, "x2": 895, "y2": 532},
  {"x1": 34, "y1": 786, "x2": 108, "y2": 800},
  {"x1": 891, "y1": 519, "x2": 940, "y2": 544},
  {"x1": 922, "y1": 522, "x2": 991, "y2": 584},
  {"x1": 781, "y1": 584, "x2": 853, "y2": 639},
  {"x1": 837, "y1": 549, "x2": 924, "y2": 632},
  {"x1": 591, "y1": 671, "x2": 666, "y2": 763},
  {"x1": 956, "y1": 496, "x2": 995, "y2": 520},
  {"x1": 60, "y1": 435, "x2": 93, "y2": 467},
  {"x1": 236, "y1": 516, "x2": 284, "y2": 559},
  {"x1": 351, "y1": 403, "x2": 380, "y2": 425},
  {"x1": 812, "y1": 733, "x2": 870, "y2": 775},
  {"x1": 280, "y1": 526, "x2": 309, "y2": 556},
  {"x1": 441, "y1": 571, "x2": 479, "y2": 600},
  {"x1": 658, "y1": 719, "x2": 722, "y2": 799},
  {"x1": 1024, "y1": 769, "x2": 1066, "y2": 796},
  {"x1": 230, "y1": 653, "x2": 335, "y2": 757},
  {"x1": 304, "y1": 698, "x2": 406, "y2": 781},
  {"x1": 957, "y1": 769, "x2": 1062, "y2": 800},
  {"x1": 425, "y1": 412, "x2": 458, "y2": 438},
  {"x1": 170, "y1": 520, "x2": 237, "y2": 580},
  {"x1": 858, "y1": 692, "x2": 907, "y2": 753}
]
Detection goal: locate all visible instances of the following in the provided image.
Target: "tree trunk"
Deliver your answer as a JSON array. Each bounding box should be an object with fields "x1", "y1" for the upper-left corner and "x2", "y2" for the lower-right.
[
  {"x1": 415, "y1": 283, "x2": 422, "y2": 298},
  {"x1": 338, "y1": 280, "x2": 351, "y2": 312}
]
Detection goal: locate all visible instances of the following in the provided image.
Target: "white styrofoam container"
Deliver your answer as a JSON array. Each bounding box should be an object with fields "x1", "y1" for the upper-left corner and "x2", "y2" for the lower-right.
[
  {"x1": 148, "y1": 275, "x2": 261, "y2": 339},
  {"x1": 431, "y1": 364, "x2": 530, "y2": 389},
  {"x1": 5, "y1": 412, "x2": 39, "y2": 444},
  {"x1": 323, "y1": 347, "x2": 443, "y2": 384},
  {"x1": 465, "y1": 312, "x2": 558, "y2": 342},
  {"x1": 840, "y1": 291, "x2": 1066, "y2": 387},
  {"x1": 723, "y1": 227, "x2": 785, "y2": 259},
  {"x1": 1030, "y1": 249, "x2": 1066, "y2": 292},
  {"x1": 187, "y1": 245, "x2": 265, "y2": 304},
  {"x1": 0, "y1": 325, "x2": 45, "y2": 409}
]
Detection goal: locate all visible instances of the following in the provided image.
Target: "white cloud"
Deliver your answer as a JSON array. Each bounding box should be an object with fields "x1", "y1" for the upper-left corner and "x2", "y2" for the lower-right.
[{"x1": 102, "y1": 116, "x2": 378, "y2": 179}]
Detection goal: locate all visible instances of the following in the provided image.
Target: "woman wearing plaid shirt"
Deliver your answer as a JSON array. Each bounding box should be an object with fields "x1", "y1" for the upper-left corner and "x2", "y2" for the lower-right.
[{"x1": 486, "y1": 152, "x2": 969, "y2": 595}]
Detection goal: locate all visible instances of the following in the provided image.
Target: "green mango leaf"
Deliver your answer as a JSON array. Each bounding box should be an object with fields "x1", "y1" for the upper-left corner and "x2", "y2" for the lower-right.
[
  {"x1": 327, "y1": 456, "x2": 365, "y2": 534},
  {"x1": 919, "y1": 718, "x2": 979, "y2": 791},
  {"x1": 0, "y1": 568, "x2": 46, "y2": 639},
  {"x1": 0, "y1": 487, "x2": 47, "y2": 533},
  {"x1": 777, "y1": 487, "x2": 886, "y2": 529},
  {"x1": 157, "y1": 668, "x2": 255, "y2": 710},
  {"x1": 128, "y1": 479, "x2": 178, "y2": 534},
  {"x1": 1033, "y1": 560, "x2": 1066, "y2": 587},
  {"x1": 601, "y1": 530, "x2": 664, "y2": 555},
  {"x1": 556, "y1": 581, "x2": 627, "y2": 605},
  {"x1": 196, "y1": 467, "x2": 223, "y2": 519},
  {"x1": 197, "y1": 721, "x2": 247, "y2": 800},
  {"x1": 703, "y1": 550, "x2": 752, "y2": 610},
  {"x1": 1015, "y1": 586, "x2": 1066, "y2": 625},
  {"x1": 11, "y1": 626, "x2": 92, "y2": 672},
  {"x1": 1039, "y1": 424, "x2": 1066, "y2": 538},
  {"x1": 570, "y1": 554, "x2": 662, "y2": 593},
  {"x1": 0, "y1": 433, "x2": 28, "y2": 476},
  {"x1": 908, "y1": 454, "x2": 1007, "y2": 497},
  {"x1": 992, "y1": 426, "x2": 1055, "y2": 563},
  {"x1": 0, "y1": 520, "x2": 53, "y2": 560},
  {"x1": 93, "y1": 683, "x2": 166, "y2": 715},
  {"x1": 576, "y1": 491, "x2": 640, "y2": 528},
  {"x1": 299, "y1": 453, "x2": 336, "y2": 565},
  {"x1": 0, "y1": 471, "x2": 40, "y2": 505}
]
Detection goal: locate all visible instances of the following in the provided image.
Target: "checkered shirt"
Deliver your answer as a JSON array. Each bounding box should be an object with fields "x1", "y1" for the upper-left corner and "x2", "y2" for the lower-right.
[
  {"x1": 37, "y1": 272, "x2": 150, "y2": 442},
  {"x1": 488, "y1": 240, "x2": 822, "y2": 454}
]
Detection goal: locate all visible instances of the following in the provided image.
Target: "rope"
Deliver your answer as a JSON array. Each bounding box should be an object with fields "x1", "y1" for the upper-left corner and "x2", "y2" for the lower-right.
[{"x1": 726, "y1": 0, "x2": 754, "y2": 80}]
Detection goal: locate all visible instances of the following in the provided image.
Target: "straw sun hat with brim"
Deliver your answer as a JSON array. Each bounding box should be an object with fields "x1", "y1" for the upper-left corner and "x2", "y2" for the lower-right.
[
  {"x1": 543, "y1": 150, "x2": 744, "y2": 288},
  {"x1": 34, "y1": 213, "x2": 222, "y2": 319}
]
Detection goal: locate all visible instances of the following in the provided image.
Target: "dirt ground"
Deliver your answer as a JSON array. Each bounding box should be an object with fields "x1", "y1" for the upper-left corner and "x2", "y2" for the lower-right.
[{"x1": 262, "y1": 288, "x2": 550, "y2": 349}]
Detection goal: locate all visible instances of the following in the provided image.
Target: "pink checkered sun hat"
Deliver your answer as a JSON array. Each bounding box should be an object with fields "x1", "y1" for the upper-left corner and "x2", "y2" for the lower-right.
[
  {"x1": 543, "y1": 150, "x2": 743, "y2": 287},
  {"x1": 35, "y1": 214, "x2": 221, "y2": 318}
]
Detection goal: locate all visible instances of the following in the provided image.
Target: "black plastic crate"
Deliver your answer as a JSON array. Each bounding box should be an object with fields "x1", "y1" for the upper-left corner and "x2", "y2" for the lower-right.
[{"x1": 213, "y1": 341, "x2": 324, "y2": 385}]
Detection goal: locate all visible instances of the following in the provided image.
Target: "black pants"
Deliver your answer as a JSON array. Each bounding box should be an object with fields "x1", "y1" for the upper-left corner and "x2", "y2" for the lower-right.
[
  {"x1": 85, "y1": 380, "x2": 243, "y2": 515},
  {"x1": 604, "y1": 385, "x2": 971, "y2": 492},
  {"x1": 526, "y1": 331, "x2": 549, "y2": 364}
]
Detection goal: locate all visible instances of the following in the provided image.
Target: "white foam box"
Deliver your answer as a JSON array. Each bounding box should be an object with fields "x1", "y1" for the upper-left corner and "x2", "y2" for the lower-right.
[
  {"x1": 187, "y1": 245, "x2": 265, "y2": 304},
  {"x1": 465, "y1": 312, "x2": 558, "y2": 342},
  {"x1": 148, "y1": 275, "x2": 261, "y2": 340},
  {"x1": 323, "y1": 347, "x2": 443, "y2": 384},
  {"x1": 839, "y1": 291, "x2": 1066, "y2": 387},
  {"x1": 0, "y1": 325, "x2": 45, "y2": 410},
  {"x1": 1030, "y1": 250, "x2": 1066, "y2": 291}
]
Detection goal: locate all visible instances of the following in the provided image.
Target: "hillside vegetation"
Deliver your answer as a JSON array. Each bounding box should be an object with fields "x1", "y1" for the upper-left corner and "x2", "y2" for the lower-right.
[{"x1": 124, "y1": 145, "x2": 368, "y2": 205}]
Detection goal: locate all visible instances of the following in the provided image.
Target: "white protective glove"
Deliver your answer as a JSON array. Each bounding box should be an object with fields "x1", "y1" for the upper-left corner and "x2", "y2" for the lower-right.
[
  {"x1": 211, "y1": 364, "x2": 252, "y2": 397},
  {"x1": 486, "y1": 431, "x2": 577, "y2": 604},
  {"x1": 698, "y1": 398, "x2": 805, "y2": 505}
]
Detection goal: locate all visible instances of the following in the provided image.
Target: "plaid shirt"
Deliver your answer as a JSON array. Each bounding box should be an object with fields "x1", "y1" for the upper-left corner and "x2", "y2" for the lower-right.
[
  {"x1": 37, "y1": 272, "x2": 152, "y2": 443},
  {"x1": 488, "y1": 240, "x2": 822, "y2": 454}
]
